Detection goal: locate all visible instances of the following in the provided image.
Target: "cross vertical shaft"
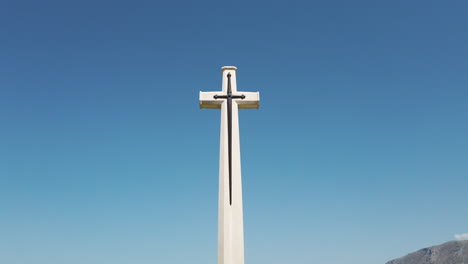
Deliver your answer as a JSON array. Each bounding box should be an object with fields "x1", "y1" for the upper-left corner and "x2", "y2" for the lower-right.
[{"x1": 199, "y1": 66, "x2": 260, "y2": 264}]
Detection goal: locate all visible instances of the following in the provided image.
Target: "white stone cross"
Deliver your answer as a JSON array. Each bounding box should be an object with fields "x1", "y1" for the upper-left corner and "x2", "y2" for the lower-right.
[{"x1": 199, "y1": 66, "x2": 260, "y2": 264}]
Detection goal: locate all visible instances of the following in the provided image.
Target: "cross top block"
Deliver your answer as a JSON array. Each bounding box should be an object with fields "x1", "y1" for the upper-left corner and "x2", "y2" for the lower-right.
[{"x1": 221, "y1": 66, "x2": 237, "y2": 73}]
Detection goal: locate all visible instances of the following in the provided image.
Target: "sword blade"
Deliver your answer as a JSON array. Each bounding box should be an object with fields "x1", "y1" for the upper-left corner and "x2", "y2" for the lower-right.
[{"x1": 227, "y1": 96, "x2": 232, "y2": 206}]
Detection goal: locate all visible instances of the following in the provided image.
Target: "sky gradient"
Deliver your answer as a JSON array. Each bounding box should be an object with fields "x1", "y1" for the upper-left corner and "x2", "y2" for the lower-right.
[{"x1": 1, "y1": 1, "x2": 468, "y2": 264}]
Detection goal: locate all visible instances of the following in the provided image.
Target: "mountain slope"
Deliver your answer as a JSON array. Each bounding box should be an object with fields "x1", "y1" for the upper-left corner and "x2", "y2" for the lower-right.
[{"x1": 386, "y1": 240, "x2": 468, "y2": 264}]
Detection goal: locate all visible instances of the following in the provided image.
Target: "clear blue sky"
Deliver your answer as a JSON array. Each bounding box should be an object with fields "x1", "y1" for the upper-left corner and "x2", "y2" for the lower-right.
[{"x1": 1, "y1": 1, "x2": 467, "y2": 263}]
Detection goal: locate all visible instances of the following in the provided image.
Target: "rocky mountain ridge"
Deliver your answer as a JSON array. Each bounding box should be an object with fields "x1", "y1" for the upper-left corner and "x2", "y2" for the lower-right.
[{"x1": 387, "y1": 240, "x2": 468, "y2": 264}]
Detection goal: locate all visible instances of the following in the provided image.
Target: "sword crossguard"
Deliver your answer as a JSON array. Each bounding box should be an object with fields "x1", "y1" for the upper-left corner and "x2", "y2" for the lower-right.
[{"x1": 213, "y1": 94, "x2": 245, "y2": 100}]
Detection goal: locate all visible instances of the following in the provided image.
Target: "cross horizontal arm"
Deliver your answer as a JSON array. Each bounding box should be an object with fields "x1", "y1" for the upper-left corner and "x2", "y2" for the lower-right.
[{"x1": 199, "y1": 91, "x2": 260, "y2": 109}]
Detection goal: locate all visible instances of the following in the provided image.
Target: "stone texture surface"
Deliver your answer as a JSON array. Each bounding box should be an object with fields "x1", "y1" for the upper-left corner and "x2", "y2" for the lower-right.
[{"x1": 387, "y1": 240, "x2": 468, "y2": 264}]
